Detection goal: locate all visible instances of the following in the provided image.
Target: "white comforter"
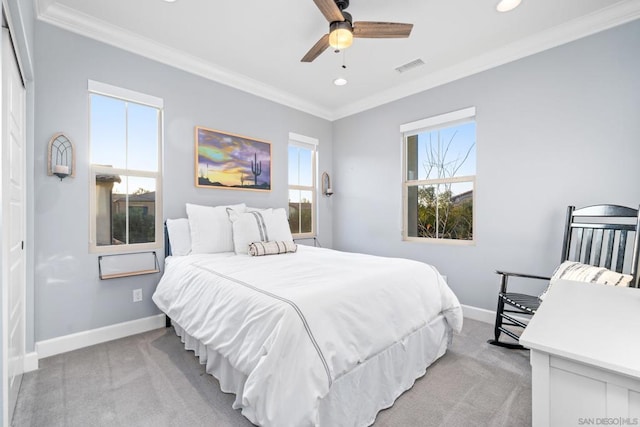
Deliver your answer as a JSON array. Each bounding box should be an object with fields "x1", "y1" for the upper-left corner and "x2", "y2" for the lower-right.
[{"x1": 152, "y1": 246, "x2": 462, "y2": 426}]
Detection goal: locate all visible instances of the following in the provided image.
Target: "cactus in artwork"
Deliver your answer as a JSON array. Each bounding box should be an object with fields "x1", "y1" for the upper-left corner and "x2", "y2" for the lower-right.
[{"x1": 251, "y1": 153, "x2": 262, "y2": 186}]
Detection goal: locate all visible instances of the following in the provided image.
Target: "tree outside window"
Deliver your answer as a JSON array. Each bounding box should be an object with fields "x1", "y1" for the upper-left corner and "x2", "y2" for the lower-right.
[{"x1": 403, "y1": 108, "x2": 476, "y2": 242}]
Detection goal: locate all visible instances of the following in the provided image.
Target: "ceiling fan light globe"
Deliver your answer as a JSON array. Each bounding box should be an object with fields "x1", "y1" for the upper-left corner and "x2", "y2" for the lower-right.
[
  {"x1": 496, "y1": 0, "x2": 522, "y2": 12},
  {"x1": 329, "y1": 22, "x2": 353, "y2": 49}
]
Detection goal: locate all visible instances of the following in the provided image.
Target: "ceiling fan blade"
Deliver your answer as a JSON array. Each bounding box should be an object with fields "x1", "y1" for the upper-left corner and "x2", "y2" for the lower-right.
[
  {"x1": 313, "y1": 0, "x2": 345, "y2": 23},
  {"x1": 353, "y1": 22, "x2": 413, "y2": 38},
  {"x1": 301, "y1": 34, "x2": 331, "y2": 62}
]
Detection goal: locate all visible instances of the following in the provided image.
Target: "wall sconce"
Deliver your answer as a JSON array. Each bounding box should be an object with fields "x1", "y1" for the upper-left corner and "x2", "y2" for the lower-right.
[
  {"x1": 47, "y1": 133, "x2": 75, "y2": 181},
  {"x1": 321, "y1": 172, "x2": 333, "y2": 197}
]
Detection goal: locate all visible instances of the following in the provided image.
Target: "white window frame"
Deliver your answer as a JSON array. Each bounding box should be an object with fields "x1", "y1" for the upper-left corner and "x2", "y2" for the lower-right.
[
  {"x1": 288, "y1": 132, "x2": 318, "y2": 239},
  {"x1": 88, "y1": 80, "x2": 164, "y2": 254},
  {"x1": 401, "y1": 107, "x2": 476, "y2": 244}
]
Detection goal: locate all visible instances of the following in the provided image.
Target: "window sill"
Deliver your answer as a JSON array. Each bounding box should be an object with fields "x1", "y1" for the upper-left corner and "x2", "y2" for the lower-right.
[
  {"x1": 402, "y1": 236, "x2": 475, "y2": 246},
  {"x1": 89, "y1": 242, "x2": 162, "y2": 255}
]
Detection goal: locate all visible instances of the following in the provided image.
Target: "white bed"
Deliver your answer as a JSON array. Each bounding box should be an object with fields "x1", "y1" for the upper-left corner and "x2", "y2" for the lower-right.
[{"x1": 153, "y1": 243, "x2": 462, "y2": 426}]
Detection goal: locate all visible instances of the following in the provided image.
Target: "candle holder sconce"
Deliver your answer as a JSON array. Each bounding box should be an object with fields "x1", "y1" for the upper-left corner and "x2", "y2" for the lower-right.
[
  {"x1": 47, "y1": 133, "x2": 75, "y2": 181},
  {"x1": 321, "y1": 172, "x2": 333, "y2": 197}
]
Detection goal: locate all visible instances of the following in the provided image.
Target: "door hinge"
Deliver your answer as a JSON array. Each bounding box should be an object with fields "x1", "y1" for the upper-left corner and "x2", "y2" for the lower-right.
[{"x1": 21, "y1": 241, "x2": 24, "y2": 250}]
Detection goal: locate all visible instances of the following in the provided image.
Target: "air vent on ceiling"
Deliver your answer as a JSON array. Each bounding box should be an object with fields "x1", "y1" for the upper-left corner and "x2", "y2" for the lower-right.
[{"x1": 395, "y1": 59, "x2": 425, "y2": 74}]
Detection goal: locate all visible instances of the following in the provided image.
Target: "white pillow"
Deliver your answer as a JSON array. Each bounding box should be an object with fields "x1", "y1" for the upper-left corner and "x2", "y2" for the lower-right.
[
  {"x1": 186, "y1": 203, "x2": 246, "y2": 253},
  {"x1": 229, "y1": 208, "x2": 294, "y2": 254},
  {"x1": 166, "y1": 218, "x2": 191, "y2": 256},
  {"x1": 539, "y1": 261, "x2": 634, "y2": 300}
]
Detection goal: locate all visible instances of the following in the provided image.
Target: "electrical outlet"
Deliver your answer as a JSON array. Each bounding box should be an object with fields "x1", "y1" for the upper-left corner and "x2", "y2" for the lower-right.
[{"x1": 133, "y1": 289, "x2": 142, "y2": 302}]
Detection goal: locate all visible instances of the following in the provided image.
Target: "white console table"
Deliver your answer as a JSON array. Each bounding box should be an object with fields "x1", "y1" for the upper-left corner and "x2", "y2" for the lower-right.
[{"x1": 520, "y1": 280, "x2": 640, "y2": 427}]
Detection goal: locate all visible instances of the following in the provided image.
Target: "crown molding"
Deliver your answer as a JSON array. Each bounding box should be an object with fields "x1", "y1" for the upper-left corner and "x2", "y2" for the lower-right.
[
  {"x1": 34, "y1": 0, "x2": 55, "y2": 17},
  {"x1": 35, "y1": 1, "x2": 334, "y2": 121},
  {"x1": 333, "y1": 1, "x2": 640, "y2": 119},
  {"x1": 36, "y1": 0, "x2": 640, "y2": 122}
]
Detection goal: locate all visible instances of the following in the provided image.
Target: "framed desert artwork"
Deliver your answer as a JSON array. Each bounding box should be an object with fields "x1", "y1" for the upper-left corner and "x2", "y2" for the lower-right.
[{"x1": 195, "y1": 127, "x2": 272, "y2": 191}]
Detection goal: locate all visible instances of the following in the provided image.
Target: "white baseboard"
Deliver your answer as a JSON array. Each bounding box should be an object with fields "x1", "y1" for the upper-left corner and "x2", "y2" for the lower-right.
[
  {"x1": 461, "y1": 304, "x2": 495, "y2": 324},
  {"x1": 461, "y1": 303, "x2": 531, "y2": 326},
  {"x1": 24, "y1": 351, "x2": 39, "y2": 372},
  {"x1": 35, "y1": 314, "x2": 166, "y2": 360}
]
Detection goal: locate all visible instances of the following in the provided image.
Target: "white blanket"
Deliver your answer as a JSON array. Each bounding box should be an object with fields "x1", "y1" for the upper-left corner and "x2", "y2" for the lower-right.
[{"x1": 152, "y1": 246, "x2": 462, "y2": 426}]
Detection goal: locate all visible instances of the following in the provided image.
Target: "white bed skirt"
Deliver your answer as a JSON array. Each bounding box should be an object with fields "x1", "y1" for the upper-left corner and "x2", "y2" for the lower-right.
[{"x1": 172, "y1": 315, "x2": 452, "y2": 427}]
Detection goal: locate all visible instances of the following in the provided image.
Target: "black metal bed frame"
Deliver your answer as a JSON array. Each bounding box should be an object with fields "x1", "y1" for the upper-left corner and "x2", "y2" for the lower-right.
[{"x1": 164, "y1": 221, "x2": 172, "y2": 328}]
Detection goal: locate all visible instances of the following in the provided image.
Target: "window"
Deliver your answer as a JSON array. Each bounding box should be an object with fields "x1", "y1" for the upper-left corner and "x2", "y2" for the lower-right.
[
  {"x1": 89, "y1": 81, "x2": 163, "y2": 253},
  {"x1": 401, "y1": 107, "x2": 476, "y2": 242},
  {"x1": 288, "y1": 133, "x2": 318, "y2": 238}
]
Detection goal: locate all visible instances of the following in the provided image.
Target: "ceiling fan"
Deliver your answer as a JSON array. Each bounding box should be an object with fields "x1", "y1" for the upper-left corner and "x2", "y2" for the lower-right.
[{"x1": 301, "y1": 0, "x2": 413, "y2": 63}]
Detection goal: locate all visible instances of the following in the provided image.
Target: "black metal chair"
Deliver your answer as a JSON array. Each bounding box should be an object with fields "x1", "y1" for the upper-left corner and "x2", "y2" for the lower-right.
[{"x1": 488, "y1": 204, "x2": 640, "y2": 349}]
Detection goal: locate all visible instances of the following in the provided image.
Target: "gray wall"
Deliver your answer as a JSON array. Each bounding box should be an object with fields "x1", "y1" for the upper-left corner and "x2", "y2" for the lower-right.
[
  {"x1": 33, "y1": 22, "x2": 332, "y2": 342},
  {"x1": 332, "y1": 20, "x2": 640, "y2": 311}
]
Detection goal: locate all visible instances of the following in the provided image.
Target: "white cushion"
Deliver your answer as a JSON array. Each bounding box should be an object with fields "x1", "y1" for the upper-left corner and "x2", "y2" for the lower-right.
[
  {"x1": 186, "y1": 203, "x2": 246, "y2": 254},
  {"x1": 166, "y1": 218, "x2": 191, "y2": 256},
  {"x1": 540, "y1": 261, "x2": 634, "y2": 300},
  {"x1": 229, "y1": 208, "x2": 294, "y2": 254}
]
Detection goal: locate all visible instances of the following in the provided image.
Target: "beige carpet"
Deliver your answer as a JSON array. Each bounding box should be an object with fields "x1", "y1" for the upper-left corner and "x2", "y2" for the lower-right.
[{"x1": 12, "y1": 318, "x2": 531, "y2": 426}]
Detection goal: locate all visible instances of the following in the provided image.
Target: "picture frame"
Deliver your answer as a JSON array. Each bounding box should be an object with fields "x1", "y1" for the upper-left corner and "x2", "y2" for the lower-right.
[{"x1": 195, "y1": 126, "x2": 272, "y2": 191}]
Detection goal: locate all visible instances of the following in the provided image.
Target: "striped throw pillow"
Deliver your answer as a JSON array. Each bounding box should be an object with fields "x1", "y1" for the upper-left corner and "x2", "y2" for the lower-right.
[
  {"x1": 552, "y1": 261, "x2": 633, "y2": 286},
  {"x1": 539, "y1": 261, "x2": 633, "y2": 300},
  {"x1": 248, "y1": 240, "x2": 297, "y2": 257}
]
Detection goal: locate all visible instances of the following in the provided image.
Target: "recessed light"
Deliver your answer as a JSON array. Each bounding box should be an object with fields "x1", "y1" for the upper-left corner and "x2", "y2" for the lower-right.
[
  {"x1": 496, "y1": 0, "x2": 521, "y2": 12},
  {"x1": 333, "y1": 78, "x2": 348, "y2": 86},
  {"x1": 163, "y1": 0, "x2": 177, "y2": 3}
]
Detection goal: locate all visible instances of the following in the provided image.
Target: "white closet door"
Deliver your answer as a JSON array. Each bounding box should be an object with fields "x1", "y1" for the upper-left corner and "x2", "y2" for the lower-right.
[{"x1": 1, "y1": 26, "x2": 26, "y2": 425}]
